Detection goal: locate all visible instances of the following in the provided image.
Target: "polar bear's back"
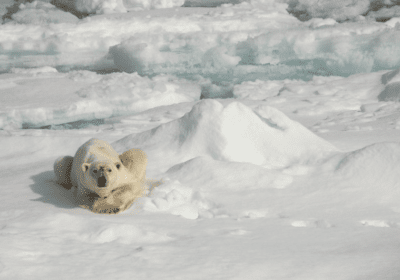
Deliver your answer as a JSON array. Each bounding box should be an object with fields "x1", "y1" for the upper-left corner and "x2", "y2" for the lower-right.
[{"x1": 70, "y1": 138, "x2": 120, "y2": 188}]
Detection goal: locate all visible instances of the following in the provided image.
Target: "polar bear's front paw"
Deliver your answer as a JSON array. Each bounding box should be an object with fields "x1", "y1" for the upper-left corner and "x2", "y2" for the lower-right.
[
  {"x1": 97, "y1": 207, "x2": 120, "y2": 214},
  {"x1": 91, "y1": 198, "x2": 121, "y2": 214}
]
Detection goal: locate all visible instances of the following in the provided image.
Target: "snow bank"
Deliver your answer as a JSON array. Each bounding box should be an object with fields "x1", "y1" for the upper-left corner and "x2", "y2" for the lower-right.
[
  {"x1": 0, "y1": 2, "x2": 298, "y2": 74},
  {"x1": 113, "y1": 99, "x2": 338, "y2": 170},
  {"x1": 281, "y1": 0, "x2": 400, "y2": 22},
  {"x1": 335, "y1": 142, "x2": 400, "y2": 175},
  {"x1": 3, "y1": 1, "x2": 79, "y2": 24},
  {"x1": 124, "y1": 0, "x2": 184, "y2": 10},
  {"x1": 320, "y1": 142, "x2": 400, "y2": 204},
  {"x1": 52, "y1": 0, "x2": 126, "y2": 15},
  {"x1": 2, "y1": 1, "x2": 400, "y2": 78},
  {"x1": 283, "y1": 0, "x2": 370, "y2": 21},
  {"x1": 54, "y1": 0, "x2": 184, "y2": 13},
  {"x1": 378, "y1": 67, "x2": 400, "y2": 101},
  {"x1": 108, "y1": 34, "x2": 242, "y2": 75},
  {"x1": 109, "y1": 18, "x2": 400, "y2": 79},
  {"x1": 0, "y1": 70, "x2": 200, "y2": 129},
  {"x1": 183, "y1": 0, "x2": 245, "y2": 7},
  {"x1": 368, "y1": 6, "x2": 400, "y2": 21}
]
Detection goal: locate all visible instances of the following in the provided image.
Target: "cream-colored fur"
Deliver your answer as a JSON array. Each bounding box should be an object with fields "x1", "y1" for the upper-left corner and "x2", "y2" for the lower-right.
[
  {"x1": 53, "y1": 138, "x2": 147, "y2": 214},
  {"x1": 54, "y1": 155, "x2": 74, "y2": 188},
  {"x1": 119, "y1": 149, "x2": 148, "y2": 183}
]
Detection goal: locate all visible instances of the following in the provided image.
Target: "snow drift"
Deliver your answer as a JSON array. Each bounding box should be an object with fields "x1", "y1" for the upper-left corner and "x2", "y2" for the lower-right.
[
  {"x1": 113, "y1": 99, "x2": 338, "y2": 170},
  {"x1": 3, "y1": 1, "x2": 79, "y2": 24},
  {"x1": 311, "y1": 142, "x2": 400, "y2": 211},
  {"x1": 282, "y1": 0, "x2": 400, "y2": 21},
  {"x1": 379, "y1": 67, "x2": 400, "y2": 101},
  {"x1": 0, "y1": 70, "x2": 200, "y2": 129},
  {"x1": 52, "y1": 0, "x2": 127, "y2": 15}
]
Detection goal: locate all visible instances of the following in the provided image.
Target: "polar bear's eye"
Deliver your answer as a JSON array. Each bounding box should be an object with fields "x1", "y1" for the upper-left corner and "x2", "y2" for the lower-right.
[
  {"x1": 116, "y1": 163, "x2": 121, "y2": 169},
  {"x1": 108, "y1": 168, "x2": 112, "y2": 172}
]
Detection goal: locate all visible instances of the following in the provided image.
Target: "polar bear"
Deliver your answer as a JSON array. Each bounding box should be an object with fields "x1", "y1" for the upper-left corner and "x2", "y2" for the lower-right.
[
  {"x1": 54, "y1": 138, "x2": 147, "y2": 214},
  {"x1": 119, "y1": 149, "x2": 148, "y2": 183}
]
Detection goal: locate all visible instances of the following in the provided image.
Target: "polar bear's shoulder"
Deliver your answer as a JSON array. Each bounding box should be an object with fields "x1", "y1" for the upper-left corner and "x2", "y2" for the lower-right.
[{"x1": 119, "y1": 149, "x2": 148, "y2": 182}]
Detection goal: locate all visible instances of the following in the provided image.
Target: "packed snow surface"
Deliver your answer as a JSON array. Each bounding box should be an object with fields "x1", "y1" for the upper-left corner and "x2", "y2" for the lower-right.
[{"x1": 2, "y1": 0, "x2": 400, "y2": 279}]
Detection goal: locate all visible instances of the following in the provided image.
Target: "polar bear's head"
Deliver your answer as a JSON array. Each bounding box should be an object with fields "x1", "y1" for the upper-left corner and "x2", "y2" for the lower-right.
[{"x1": 82, "y1": 160, "x2": 122, "y2": 196}]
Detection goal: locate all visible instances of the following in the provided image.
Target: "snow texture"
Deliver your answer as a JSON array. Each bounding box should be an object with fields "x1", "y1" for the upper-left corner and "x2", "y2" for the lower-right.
[
  {"x1": 5, "y1": 1, "x2": 79, "y2": 24},
  {"x1": 0, "y1": 69, "x2": 200, "y2": 129},
  {"x1": 2, "y1": 1, "x2": 400, "y2": 279}
]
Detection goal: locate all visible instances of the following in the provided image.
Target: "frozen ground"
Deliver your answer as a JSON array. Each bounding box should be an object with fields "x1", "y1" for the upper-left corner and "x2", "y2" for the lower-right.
[{"x1": 2, "y1": 0, "x2": 400, "y2": 279}]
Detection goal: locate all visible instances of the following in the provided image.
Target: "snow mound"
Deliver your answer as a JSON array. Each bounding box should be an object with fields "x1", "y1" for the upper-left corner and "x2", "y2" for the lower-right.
[
  {"x1": 113, "y1": 100, "x2": 338, "y2": 170},
  {"x1": 335, "y1": 142, "x2": 400, "y2": 175},
  {"x1": 183, "y1": 0, "x2": 245, "y2": 7},
  {"x1": 385, "y1": 17, "x2": 400, "y2": 27},
  {"x1": 285, "y1": 0, "x2": 370, "y2": 22},
  {"x1": 52, "y1": 0, "x2": 126, "y2": 15},
  {"x1": 3, "y1": 1, "x2": 79, "y2": 24},
  {"x1": 283, "y1": 0, "x2": 400, "y2": 22},
  {"x1": 143, "y1": 179, "x2": 212, "y2": 219},
  {"x1": 378, "y1": 82, "x2": 400, "y2": 101},
  {"x1": 326, "y1": 142, "x2": 400, "y2": 201},
  {"x1": 304, "y1": 17, "x2": 337, "y2": 28},
  {"x1": 381, "y1": 67, "x2": 400, "y2": 85},
  {"x1": 54, "y1": 0, "x2": 185, "y2": 12},
  {"x1": 10, "y1": 66, "x2": 59, "y2": 74},
  {"x1": 368, "y1": 6, "x2": 400, "y2": 21},
  {"x1": 124, "y1": 0, "x2": 184, "y2": 10},
  {"x1": 109, "y1": 34, "x2": 242, "y2": 75},
  {"x1": 379, "y1": 68, "x2": 400, "y2": 101}
]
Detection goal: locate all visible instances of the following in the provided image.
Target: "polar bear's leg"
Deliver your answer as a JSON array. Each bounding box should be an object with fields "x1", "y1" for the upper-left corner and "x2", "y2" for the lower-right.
[
  {"x1": 119, "y1": 149, "x2": 148, "y2": 182},
  {"x1": 91, "y1": 183, "x2": 145, "y2": 214},
  {"x1": 54, "y1": 156, "x2": 74, "y2": 189}
]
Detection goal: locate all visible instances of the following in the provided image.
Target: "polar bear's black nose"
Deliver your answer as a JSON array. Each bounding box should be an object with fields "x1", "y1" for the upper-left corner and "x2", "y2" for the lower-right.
[{"x1": 98, "y1": 176, "x2": 107, "y2": 188}]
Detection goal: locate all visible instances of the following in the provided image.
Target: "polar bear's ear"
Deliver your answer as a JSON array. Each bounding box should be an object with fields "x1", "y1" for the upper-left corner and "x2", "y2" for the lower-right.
[{"x1": 82, "y1": 163, "x2": 90, "y2": 172}]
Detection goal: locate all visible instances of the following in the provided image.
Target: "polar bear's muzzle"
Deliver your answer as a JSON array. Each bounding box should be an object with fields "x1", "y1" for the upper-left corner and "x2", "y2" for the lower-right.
[
  {"x1": 91, "y1": 166, "x2": 111, "y2": 188},
  {"x1": 98, "y1": 175, "x2": 107, "y2": 188},
  {"x1": 94, "y1": 167, "x2": 109, "y2": 188}
]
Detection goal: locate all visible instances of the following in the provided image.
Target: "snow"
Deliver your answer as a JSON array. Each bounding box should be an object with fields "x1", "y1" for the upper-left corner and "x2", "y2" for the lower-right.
[
  {"x1": 6, "y1": 1, "x2": 79, "y2": 24},
  {"x1": 3, "y1": 1, "x2": 400, "y2": 80},
  {"x1": 0, "y1": 69, "x2": 200, "y2": 129},
  {"x1": 50, "y1": 0, "x2": 127, "y2": 15},
  {"x1": 2, "y1": 0, "x2": 400, "y2": 279},
  {"x1": 124, "y1": 0, "x2": 185, "y2": 10},
  {"x1": 113, "y1": 99, "x2": 338, "y2": 170}
]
